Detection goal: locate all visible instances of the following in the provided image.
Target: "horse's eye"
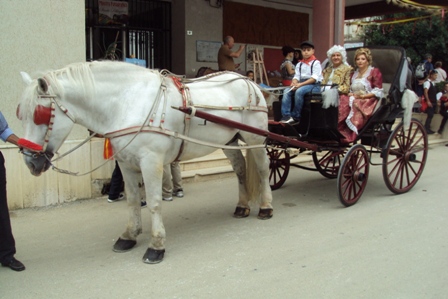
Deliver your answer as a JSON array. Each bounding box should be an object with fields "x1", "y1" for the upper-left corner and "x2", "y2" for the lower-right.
[{"x1": 16, "y1": 105, "x2": 22, "y2": 120}]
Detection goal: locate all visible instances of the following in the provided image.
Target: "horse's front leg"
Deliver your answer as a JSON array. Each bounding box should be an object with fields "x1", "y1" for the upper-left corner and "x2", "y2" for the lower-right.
[
  {"x1": 140, "y1": 158, "x2": 166, "y2": 264},
  {"x1": 223, "y1": 148, "x2": 250, "y2": 218},
  {"x1": 113, "y1": 166, "x2": 143, "y2": 252}
]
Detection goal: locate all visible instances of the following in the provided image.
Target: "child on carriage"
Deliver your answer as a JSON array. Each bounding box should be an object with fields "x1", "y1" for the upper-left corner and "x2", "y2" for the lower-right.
[{"x1": 280, "y1": 41, "x2": 323, "y2": 125}]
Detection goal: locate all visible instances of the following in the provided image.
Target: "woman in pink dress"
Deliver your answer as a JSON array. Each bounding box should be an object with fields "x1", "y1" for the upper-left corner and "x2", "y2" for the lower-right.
[{"x1": 338, "y1": 48, "x2": 383, "y2": 143}]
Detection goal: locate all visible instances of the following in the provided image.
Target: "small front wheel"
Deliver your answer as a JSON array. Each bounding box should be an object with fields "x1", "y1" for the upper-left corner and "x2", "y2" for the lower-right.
[
  {"x1": 267, "y1": 145, "x2": 290, "y2": 190},
  {"x1": 337, "y1": 144, "x2": 370, "y2": 207},
  {"x1": 312, "y1": 149, "x2": 347, "y2": 179}
]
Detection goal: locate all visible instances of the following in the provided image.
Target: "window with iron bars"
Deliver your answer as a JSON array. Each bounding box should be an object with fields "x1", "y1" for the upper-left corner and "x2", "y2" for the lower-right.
[{"x1": 85, "y1": 0, "x2": 171, "y2": 70}]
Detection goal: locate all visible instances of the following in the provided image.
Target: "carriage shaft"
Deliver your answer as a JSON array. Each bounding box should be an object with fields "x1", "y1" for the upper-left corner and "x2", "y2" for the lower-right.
[{"x1": 173, "y1": 106, "x2": 318, "y2": 151}]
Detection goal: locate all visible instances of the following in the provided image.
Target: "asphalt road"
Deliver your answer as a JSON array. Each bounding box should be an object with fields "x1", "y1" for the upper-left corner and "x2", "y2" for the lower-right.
[{"x1": 1, "y1": 144, "x2": 447, "y2": 299}]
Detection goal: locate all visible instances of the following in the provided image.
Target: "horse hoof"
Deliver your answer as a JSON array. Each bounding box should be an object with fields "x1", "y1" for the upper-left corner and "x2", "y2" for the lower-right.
[
  {"x1": 142, "y1": 248, "x2": 165, "y2": 264},
  {"x1": 113, "y1": 238, "x2": 137, "y2": 252},
  {"x1": 233, "y1": 206, "x2": 250, "y2": 218},
  {"x1": 257, "y1": 208, "x2": 273, "y2": 220}
]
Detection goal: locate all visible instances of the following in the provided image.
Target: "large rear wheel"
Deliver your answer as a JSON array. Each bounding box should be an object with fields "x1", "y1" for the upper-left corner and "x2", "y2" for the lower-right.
[
  {"x1": 312, "y1": 149, "x2": 347, "y2": 179},
  {"x1": 337, "y1": 144, "x2": 370, "y2": 207},
  {"x1": 267, "y1": 145, "x2": 290, "y2": 190},
  {"x1": 382, "y1": 119, "x2": 428, "y2": 194}
]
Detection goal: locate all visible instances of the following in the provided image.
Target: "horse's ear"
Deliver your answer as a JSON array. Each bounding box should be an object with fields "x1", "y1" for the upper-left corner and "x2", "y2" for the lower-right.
[
  {"x1": 20, "y1": 71, "x2": 33, "y2": 85},
  {"x1": 37, "y1": 78, "x2": 49, "y2": 93}
]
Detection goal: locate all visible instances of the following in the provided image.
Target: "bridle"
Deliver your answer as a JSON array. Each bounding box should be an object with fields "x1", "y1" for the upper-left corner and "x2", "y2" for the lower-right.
[{"x1": 18, "y1": 92, "x2": 76, "y2": 159}]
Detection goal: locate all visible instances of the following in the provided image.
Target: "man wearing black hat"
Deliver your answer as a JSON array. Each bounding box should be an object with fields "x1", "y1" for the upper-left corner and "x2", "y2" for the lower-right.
[{"x1": 280, "y1": 41, "x2": 323, "y2": 125}]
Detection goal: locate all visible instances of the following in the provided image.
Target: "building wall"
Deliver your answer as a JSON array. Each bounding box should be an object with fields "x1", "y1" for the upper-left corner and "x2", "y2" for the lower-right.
[
  {"x1": 182, "y1": 0, "x2": 312, "y2": 78},
  {"x1": 0, "y1": 0, "x2": 314, "y2": 209},
  {"x1": 1, "y1": 1, "x2": 114, "y2": 209}
]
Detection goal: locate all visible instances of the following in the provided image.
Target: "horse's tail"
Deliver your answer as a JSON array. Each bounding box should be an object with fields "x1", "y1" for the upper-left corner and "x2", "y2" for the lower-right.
[{"x1": 246, "y1": 149, "x2": 262, "y2": 204}]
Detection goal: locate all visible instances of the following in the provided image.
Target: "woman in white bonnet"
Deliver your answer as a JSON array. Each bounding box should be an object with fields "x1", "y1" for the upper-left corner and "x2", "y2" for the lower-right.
[
  {"x1": 321, "y1": 45, "x2": 353, "y2": 142},
  {"x1": 321, "y1": 45, "x2": 352, "y2": 94}
]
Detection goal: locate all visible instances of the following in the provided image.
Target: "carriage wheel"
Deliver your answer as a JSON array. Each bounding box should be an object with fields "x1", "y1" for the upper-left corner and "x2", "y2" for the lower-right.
[
  {"x1": 337, "y1": 144, "x2": 370, "y2": 207},
  {"x1": 267, "y1": 145, "x2": 290, "y2": 190},
  {"x1": 312, "y1": 149, "x2": 347, "y2": 179},
  {"x1": 382, "y1": 119, "x2": 428, "y2": 194}
]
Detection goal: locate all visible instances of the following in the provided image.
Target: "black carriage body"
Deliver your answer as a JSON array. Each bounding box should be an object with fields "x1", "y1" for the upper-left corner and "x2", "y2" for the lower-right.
[{"x1": 271, "y1": 93, "x2": 341, "y2": 141}]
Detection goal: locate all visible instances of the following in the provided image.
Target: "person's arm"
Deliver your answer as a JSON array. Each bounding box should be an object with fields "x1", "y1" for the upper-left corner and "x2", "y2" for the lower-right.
[
  {"x1": 0, "y1": 111, "x2": 18, "y2": 145},
  {"x1": 363, "y1": 68, "x2": 383, "y2": 99},
  {"x1": 338, "y1": 66, "x2": 352, "y2": 94},
  {"x1": 6, "y1": 134, "x2": 19, "y2": 146},
  {"x1": 285, "y1": 61, "x2": 295, "y2": 75},
  {"x1": 423, "y1": 82, "x2": 433, "y2": 107},
  {"x1": 370, "y1": 67, "x2": 383, "y2": 89},
  {"x1": 292, "y1": 60, "x2": 320, "y2": 90},
  {"x1": 310, "y1": 60, "x2": 322, "y2": 83},
  {"x1": 229, "y1": 44, "x2": 245, "y2": 58}
]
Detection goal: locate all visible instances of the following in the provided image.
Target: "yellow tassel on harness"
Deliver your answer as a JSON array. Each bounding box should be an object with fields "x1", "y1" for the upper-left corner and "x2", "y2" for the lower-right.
[{"x1": 103, "y1": 138, "x2": 113, "y2": 160}]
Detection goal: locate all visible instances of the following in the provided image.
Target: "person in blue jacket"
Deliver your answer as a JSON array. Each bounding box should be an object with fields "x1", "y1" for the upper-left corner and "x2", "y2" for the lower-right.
[{"x1": 0, "y1": 111, "x2": 25, "y2": 271}]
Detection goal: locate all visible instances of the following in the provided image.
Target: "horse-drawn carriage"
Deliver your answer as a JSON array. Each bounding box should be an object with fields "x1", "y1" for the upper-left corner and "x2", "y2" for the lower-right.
[
  {"x1": 184, "y1": 46, "x2": 427, "y2": 206},
  {"x1": 16, "y1": 46, "x2": 426, "y2": 263}
]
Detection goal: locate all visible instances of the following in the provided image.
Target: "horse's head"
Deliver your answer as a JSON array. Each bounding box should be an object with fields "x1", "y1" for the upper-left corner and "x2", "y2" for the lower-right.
[{"x1": 17, "y1": 72, "x2": 75, "y2": 176}]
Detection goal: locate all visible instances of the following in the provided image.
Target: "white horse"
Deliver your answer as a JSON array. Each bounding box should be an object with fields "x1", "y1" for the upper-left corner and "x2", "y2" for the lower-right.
[{"x1": 17, "y1": 61, "x2": 273, "y2": 263}]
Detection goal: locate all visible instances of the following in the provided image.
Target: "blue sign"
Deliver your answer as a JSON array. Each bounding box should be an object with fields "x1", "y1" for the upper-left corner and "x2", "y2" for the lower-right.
[{"x1": 125, "y1": 58, "x2": 146, "y2": 67}]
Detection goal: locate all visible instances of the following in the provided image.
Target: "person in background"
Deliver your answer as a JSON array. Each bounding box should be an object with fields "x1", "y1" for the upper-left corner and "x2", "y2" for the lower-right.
[
  {"x1": 422, "y1": 53, "x2": 434, "y2": 74},
  {"x1": 246, "y1": 70, "x2": 254, "y2": 81},
  {"x1": 280, "y1": 45, "x2": 295, "y2": 86},
  {"x1": 423, "y1": 69, "x2": 438, "y2": 134},
  {"x1": 162, "y1": 162, "x2": 184, "y2": 201},
  {"x1": 292, "y1": 49, "x2": 302, "y2": 66},
  {"x1": 434, "y1": 61, "x2": 447, "y2": 83},
  {"x1": 217, "y1": 36, "x2": 245, "y2": 71},
  {"x1": 107, "y1": 161, "x2": 147, "y2": 208},
  {"x1": 280, "y1": 41, "x2": 322, "y2": 125},
  {"x1": 0, "y1": 111, "x2": 25, "y2": 271},
  {"x1": 436, "y1": 82, "x2": 448, "y2": 135}
]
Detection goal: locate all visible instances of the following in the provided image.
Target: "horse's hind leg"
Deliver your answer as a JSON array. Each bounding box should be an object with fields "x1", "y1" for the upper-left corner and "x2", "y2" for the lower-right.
[
  {"x1": 222, "y1": 148, "x2": 251, "y2": 218},
  {"x1": 113, "y1": 167, "x2": 143, "y2": 252},
  {"x1": 246, "y1": 147, "x2": 273, "y2": 219},
  {"x1": 140, "y1": 158, "x2": 166, "y2": 264}
]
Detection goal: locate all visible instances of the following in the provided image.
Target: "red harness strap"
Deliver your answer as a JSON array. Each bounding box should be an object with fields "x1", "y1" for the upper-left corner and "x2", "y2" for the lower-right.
[
  {"x1": 170, "y1": 76, "x2": 192, "y2": 161},
  {"x1": 171, "y1": 76, "x2": 189, "y2": 107}
]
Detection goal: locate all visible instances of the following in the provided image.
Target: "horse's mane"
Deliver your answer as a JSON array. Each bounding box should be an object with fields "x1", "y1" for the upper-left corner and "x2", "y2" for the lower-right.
[
  {"x1": 19, "y1": 62, "x2": 99, "y2": 119},
  {"x1": 45, "y1": 62, "x2": 96, "y2": 102}
]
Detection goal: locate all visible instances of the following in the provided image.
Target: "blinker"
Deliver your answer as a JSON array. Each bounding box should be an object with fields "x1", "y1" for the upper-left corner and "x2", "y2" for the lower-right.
[{"x1": 34, "y1": 105, "x2": 53, "y2": 126}]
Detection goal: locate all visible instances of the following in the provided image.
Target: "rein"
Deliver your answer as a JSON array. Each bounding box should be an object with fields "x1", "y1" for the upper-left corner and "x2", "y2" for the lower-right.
[{"x1": 104, "y1": 125, "x2": 267, "y2": 151}]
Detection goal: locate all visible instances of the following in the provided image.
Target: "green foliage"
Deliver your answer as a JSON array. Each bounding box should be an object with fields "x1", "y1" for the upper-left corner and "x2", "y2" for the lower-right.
[
  {"x1": 435, "y1": 81, "x2": 446, "y2": 92},
  {"x1": 361, "y1": 11, "x2": 448, "y2": 69}
]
